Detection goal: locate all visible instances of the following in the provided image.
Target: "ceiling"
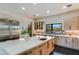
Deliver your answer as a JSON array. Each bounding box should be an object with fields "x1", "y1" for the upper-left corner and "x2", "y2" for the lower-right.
[{"x1": 0, "y1": 3, "x2": 79, "y2": 19}]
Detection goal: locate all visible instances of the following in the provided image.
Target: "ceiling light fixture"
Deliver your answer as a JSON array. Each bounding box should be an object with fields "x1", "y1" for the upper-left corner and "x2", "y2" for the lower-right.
[
  {"x1": 35, "y1": 14, "x2": 39, "y2": 16},
  {"x1": 63, "y1": 6, "x2": 67, "y2": 9},
  {"x1": 46, "y1": 10, "x2": 50, "y2": 14},
  {"x1": 22, "y1": 7, "x2": 25, "y2": 10},
  {"x1": 33, "y1": 3, "x2": 37, "y2": 5}
]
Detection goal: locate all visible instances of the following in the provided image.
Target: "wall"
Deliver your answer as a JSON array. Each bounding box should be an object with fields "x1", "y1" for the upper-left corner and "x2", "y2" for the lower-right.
[
  {"x1": 0, "y1": 10, "x2": 33, "y2": 36},
  {"x1": 35, "y1": 9, "x2": 79, "y2": 31}
]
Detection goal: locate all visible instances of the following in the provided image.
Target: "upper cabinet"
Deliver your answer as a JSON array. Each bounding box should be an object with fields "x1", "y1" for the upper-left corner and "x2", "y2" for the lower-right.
[
  {"x1": 34, "y1": 22, "x2": 44, "y2": 30},
  {"x1": 64, "y1": 16, "x2": 79, "y2": 30}
]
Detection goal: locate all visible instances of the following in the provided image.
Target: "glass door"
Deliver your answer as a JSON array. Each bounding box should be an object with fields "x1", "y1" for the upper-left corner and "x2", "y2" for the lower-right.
[{"x1": 46, "y1": 24, "x2": 52, "y2": 34}]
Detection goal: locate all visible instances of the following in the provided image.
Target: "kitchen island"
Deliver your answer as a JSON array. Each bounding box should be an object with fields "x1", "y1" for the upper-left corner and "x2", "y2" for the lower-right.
[{"x1": 0, "y1": 36, "x2": 55, "y2": 55}]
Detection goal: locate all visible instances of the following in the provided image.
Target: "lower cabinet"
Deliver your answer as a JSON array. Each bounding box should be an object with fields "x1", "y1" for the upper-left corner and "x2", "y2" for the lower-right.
[
  {"x1": 47, "y1": 39, "x2": 54, "y2": 54},
  {"x1": 72, "y1": 38, "x2": 79, "y2": 50},
  {"x1": 19, "y1": 49, "x2": 34, "y2": 55},
  {"x1": 55, "y1": 36, "x2": 79, "y2": 50},
  {"x1": 36, "y1": 44, "x2": 47, "y2": 55},
  {"x1": 20, "y1": 39, "x2": 55, "y2": 55},
  {"x1": 55, "y1": 37, "x2": 67, "y2": 47},
  {"x1": 66, "y1": 37, "x2": 73, "y2": 49}
]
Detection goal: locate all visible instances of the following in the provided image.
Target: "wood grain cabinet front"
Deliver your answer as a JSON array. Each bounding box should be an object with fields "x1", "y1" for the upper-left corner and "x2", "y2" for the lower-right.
[
  {"x1": 64, "y1": 16, "x2": 79, "y2": 30},
  {"x1": 20, "y1": 49, "x2": 33, "y2": 55},
  {"x1": 19, "y1": 39, "x2": 55, "y2": 55},
  {"x1": 37, "y1": 43, "x2": 48, "y2": 55},
  {"x1": 47, "y1": 39, "x2": 54, "y2": 54}
]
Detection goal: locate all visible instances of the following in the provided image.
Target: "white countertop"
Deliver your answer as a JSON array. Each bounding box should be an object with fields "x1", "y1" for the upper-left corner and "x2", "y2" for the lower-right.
[
  {"x1": 46, "y1": 34, "x2": 79, "y2": 38},
  {"x1": 53, "y1": 34, "x2": 79, "y2": 38},
  {"x1": 0, "y1": 36, "x2": 53, "y2": 55}
]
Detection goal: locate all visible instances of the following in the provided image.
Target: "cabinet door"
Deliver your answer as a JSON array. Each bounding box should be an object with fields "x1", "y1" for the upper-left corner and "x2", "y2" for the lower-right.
[
  {"x1": 32, "y1": 44, "x2": 47, "y2": 55},
  {"x1": 55, "y1": 37, "x2": 62, "y2": 46},
  {"x1": 47, "y1": 39, "x2": 54, "y2": 54},
  {"x1": 77, "y1": 17, "x2": 79, "y2": 30},
  {"x1": 66, "y1": 37, "x2": 73, "y2": 49},
  {"x1": 31, "y1": 47, "x2": 40, "y2": 55},
  {"x1": 56, "y1": 37, "x2": 67, "y2": 47},
  {"x1": 42, "y1": 43, "x2": 48, "y2": 55},
  {"x1": 70, "y1": 17, "x2": 77, "y2": 30},
  {"x1": 64, "y1": 18, "x2": 72, "y2": 30},
  {"x1": 72, "y1": 38, "x2": 79, "y2": 50},
  {"x1": 64, "y1": 17, "x2": 77, "y2": 30}
]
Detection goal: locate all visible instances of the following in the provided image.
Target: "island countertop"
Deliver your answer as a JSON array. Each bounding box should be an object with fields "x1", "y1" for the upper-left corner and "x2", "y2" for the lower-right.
[{"x1": 0, "y1": 36, "x2": 53, "y2": 55}]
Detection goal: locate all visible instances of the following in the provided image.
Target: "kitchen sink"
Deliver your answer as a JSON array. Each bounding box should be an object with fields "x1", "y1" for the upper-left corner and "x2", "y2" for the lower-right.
[{"x1": 39, "y1": 38, "x2": 47, "y2": 41}]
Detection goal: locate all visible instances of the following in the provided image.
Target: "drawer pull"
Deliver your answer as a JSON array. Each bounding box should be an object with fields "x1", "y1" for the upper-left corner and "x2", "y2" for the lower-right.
[
  {"x1": 38, "y1": 45, "x2": 43, "y2": 48},
  {"x1": 47, "y1": 42, "x2": 49, "y2": 49},
  {"x1": 39, "y1": 49, "x2": 42, "y2": 55}
]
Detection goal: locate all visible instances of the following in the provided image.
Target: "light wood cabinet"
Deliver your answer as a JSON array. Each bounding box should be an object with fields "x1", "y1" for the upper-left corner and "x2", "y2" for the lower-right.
[
  {"x1": 42, "y1": 43, "x2": 48, "y2": 55},
  {"x1": 64, "y1": 16, "x2": 79, "y2": 30},
  {"x1": 19, "y1": 39, "x2": 55, "y2": 55},
  {"x1": 19, "y1": 49, "x2": 33, "y2": 55},
  {"x1": 47, "y1": 39, "x2": 54, "y2": 54}
]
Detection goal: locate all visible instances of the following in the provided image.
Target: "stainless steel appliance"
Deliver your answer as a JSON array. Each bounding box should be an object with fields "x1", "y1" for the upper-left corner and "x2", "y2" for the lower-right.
[{"x1": 0, "y1": 18, "x2": 20, "y2": 42}]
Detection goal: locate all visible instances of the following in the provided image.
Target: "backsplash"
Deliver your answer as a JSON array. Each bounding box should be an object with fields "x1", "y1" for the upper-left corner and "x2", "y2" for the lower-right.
[{"x1": 64, "y1": 30, "x2": 79, "y2": 35}]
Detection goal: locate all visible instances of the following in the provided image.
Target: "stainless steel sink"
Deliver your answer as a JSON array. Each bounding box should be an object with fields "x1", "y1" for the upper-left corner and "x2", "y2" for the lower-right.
[{"x1": 39, "y1": 38, "x2": 47, "y2": 41}]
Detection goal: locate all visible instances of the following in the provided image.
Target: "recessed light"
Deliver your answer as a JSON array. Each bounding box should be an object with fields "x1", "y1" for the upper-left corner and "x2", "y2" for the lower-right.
[
  {"x1": 22, "y1": 7, "x2": 25, "y2": 10},
  {"x1": 35, "y1": 14, "x2": 39, "y2": 16},
  {"x1": 33, "y1": 3, "x2": 37, "y2": 5},
  {"x1": 46, "y1": 10, "x2": 50, "y2": 14},
  {"x1": 63, "y1": 6, "x2": 67, "y2": 9}
]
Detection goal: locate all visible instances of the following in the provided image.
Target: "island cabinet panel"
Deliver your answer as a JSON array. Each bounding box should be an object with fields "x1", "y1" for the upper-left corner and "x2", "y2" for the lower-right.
[
  {"x1": 30, "y1": 47, "x2": 39, "y2": 55},
  {"x1": 47, "y1": 39, "x2": 54, "y2": 54},
  {"x1": 19, "y1": 49, "x2": 33, "y2": 55},
  {"x1": 19, "y1": 39, "x2": 55, "y2": 55},
  {"x1": 37, "y1": 45, "x2": 44, "y2": 55},
  {"x1": 41, "y1": 43, "x2": 48, "y2": 55},
  {"x1": 35, "y1": 43, "x2": 48, "y2": 55}
]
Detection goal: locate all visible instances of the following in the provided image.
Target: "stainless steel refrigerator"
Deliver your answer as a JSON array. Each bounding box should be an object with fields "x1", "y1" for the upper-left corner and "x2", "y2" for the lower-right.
[{"x1": 0, "y1": 18, "x2": 20, "y2": 41}]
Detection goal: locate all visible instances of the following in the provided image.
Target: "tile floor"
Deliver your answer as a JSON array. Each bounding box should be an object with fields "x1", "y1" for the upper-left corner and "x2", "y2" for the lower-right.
[
  {"x1": 50, "y1": 45, "x2": 79, "y2": 55},
  {"x1": 53, "y1": 52, "x2": 64, "y2": 55}
]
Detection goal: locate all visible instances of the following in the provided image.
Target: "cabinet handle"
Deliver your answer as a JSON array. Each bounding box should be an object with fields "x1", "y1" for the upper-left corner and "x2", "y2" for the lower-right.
[
  {"x1": 69, "y1": 26, "x2": 71, "y2": 30},
  {"x1": 52, "y1": 42, "x2": 54, "y2": 48},
  {"x1": 39, "y1": 49, "x2": 42, "y2": 55},
  {"x1": 65, "y1": 40, "x2": 67, "y2": 44},
  {"x1": 72, "y1": 38, "x2": 74, "y2": 43},
  {"x1": 47, "y1": 42, "x2": 49, "y2": 49}
]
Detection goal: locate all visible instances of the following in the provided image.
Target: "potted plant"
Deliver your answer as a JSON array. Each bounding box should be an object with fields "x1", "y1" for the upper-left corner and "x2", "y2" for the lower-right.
[{"x1": 21, "y1": 28, "x2": 32, "y2": 37}]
